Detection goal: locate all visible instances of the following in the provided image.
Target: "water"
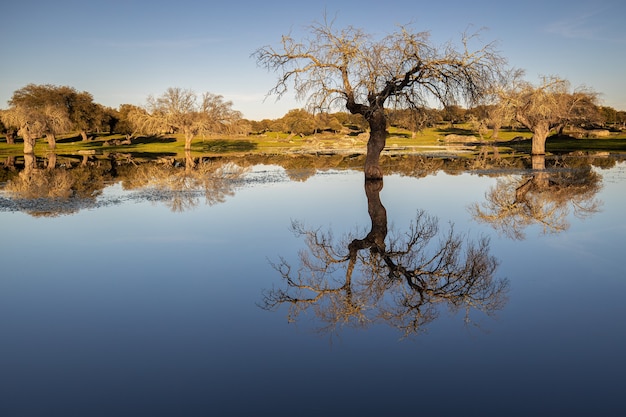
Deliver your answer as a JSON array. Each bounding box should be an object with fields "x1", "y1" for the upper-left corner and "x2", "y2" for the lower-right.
[{"x1": 1, "y1": 155, "x2": 625, "y2": 416}]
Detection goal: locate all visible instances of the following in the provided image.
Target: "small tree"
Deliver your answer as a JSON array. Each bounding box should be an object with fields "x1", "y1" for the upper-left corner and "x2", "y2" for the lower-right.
[
  {"x1": 314, "y1": 112, "x2": 343, "y2": 133},
  {"x1": 600, "y1": 106, "x2": 618, "y2": 127},
  {"x1": 0, "y1": 112, "x2": 18, "y2": 144},
  {"x1": 281, "y1": 108, "x2": 316, "y2": 136},
  {"x1": 255, "y1": 17, "x2": 504, "y2": 179},
  {"x1": 137, "y1": 87, "x2": 242, "y2": 150},
  {"x1": 114, "y1": 104, "x2": 147, "y2": 140},
  {"x1": 70, "y1": 91, "x2": 100, "y2": 141},
  {"x1": 473, "y1": 68, "x2": 525, "y2": 139}
]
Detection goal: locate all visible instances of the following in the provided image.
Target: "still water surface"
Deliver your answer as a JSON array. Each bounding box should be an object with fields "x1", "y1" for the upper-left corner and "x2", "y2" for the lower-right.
[{"x1": 1, "y1": 157, "x2": 625, "y2": 416}]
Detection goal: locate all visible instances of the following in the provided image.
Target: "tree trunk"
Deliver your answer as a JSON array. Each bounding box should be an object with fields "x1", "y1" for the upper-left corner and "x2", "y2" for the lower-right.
[
  {"x1": 5, "y1": 129, "x2": 16, "y2": 144},
  {"x1": 347, "y1": 178, "x2": 388, "y2": 280},
  {"x1": 4, "y1": 155, "x2": 16, "y2": 168},
  {"x1": 81, "y1": 130, "x2": 89, "y2": 141},
  {"x1": 491, "y1": 124, "x2": 500, "y2": 140},
  {"x1": 22, "y1": 132, "x2": 36, "y2": 154},
  {"x1": 46, "y1": 152, "x2": 57, "y2": 169},
  {"x1": 23, "y1": 152, "x2": 36, "y2": 175},
  {"x1": 531, "y1": 123, "x2": 550, "y2": 155},
  {"x1": 531, "y1": 154, "x2": 545, "y2": 170},
  {"x1": 364, "y1": 109, "x2": 387, "y2": 180},
  {"x1": 514, "y1": 178, "x2": 533, "y2": 204},
  {"x1": 184, "y1": 133, "x2": 194, "y2": 151},
  {"x1": 185, "y1": 150, "x2": 196, "y2": 171},
  {"x1": 46, "y1": 133, "x2": 56, "y2": 150}
]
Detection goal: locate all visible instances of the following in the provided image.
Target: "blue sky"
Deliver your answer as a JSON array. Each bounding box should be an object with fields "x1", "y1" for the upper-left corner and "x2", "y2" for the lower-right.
[{"x1": 1, "y1": 0, "x2": 625, "y2": 120}]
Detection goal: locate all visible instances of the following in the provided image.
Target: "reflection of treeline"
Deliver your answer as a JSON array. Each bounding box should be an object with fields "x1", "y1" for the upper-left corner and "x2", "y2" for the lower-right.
[
  {"x1": 1, "y1": 154, "x2": 114, "y2": 216},
  {"x1": 211, "y1": 151, "x2": 625, "y2": 179},
  {"x1": 1, "y1": 152, "x2": 623, "y2": 216},
  {"x1": 2, "y1": 151, "x2": 625, "y2": 185}
]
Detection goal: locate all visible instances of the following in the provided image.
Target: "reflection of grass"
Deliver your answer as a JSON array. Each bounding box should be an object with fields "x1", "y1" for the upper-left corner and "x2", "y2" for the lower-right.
[
  {"x1": 120, "y1": 152, "x2": 178, "y2": 159},
  {"x1": 196, "y1": 139, "x2": 257, "y2": 153}
]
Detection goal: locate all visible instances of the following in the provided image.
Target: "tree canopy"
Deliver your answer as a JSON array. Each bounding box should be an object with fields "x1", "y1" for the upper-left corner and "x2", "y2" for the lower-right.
[
  {"x1": 1, "y1": 84, "x2": 102, "y2": 152},
  {"x1": 502, "y1": 75, "x2": 600, "y2": 154},
  {"x1": 133, "y1": 87, "x2": 243, "y2": 150}
]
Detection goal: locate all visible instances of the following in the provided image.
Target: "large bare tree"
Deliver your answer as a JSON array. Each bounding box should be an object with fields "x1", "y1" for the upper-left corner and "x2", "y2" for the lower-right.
[
  {"x1": 135, "y1": 87, "x2": 242, "y2": 151},
  {"x1": 254, "y1": 17, "x2": 504, "y2": 179}
]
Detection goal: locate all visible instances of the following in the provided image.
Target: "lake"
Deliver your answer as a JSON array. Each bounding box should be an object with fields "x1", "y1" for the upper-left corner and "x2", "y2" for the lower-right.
[{"x1": 1, "y1": 153, "x2": 625, "y2": 416}]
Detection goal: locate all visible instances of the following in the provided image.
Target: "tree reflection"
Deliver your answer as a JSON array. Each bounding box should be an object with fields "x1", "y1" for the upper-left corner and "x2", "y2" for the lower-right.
[
  {"x1": 121, "y1": 153, "x2": 249, "y2": 212},
  {"x1": 262, "y1": 179, "x2": 509, "y2": 338},
  {"x1": 469, "y1": 155, "x2": 602, "y2": 240},
  {"x1": 3, "y1": 153, "x2": 110, "y2": 216},
  {"x1": 1, "y1": 153, "x2": 249, "y2": 215}
]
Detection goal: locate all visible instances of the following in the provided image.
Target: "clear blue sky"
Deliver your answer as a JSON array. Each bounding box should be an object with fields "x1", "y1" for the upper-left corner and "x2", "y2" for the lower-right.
[{"x1": 1, "y1": 0, "x2": 625, "y2": 120}]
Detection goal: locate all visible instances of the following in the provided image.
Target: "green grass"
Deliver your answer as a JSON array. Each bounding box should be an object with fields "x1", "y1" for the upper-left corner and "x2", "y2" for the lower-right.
[
  {"x1": 502, "y1": 135, "x2": 626, "y2": 154},
  {"x1": 1, "y1": 125, "x2": 625, "y2": 160}
]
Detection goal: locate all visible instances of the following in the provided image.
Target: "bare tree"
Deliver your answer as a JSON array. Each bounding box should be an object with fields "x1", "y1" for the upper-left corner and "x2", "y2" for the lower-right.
[
  {"x1": 254, "y1": 17, "x2": 504, "y2": 179},
  {"x1": 472, "y1": 67, "x2": 525, "y2": 139},
  {"x1": 135, "y1": 87, "x2": 242, "y2": 150},
  {"x1": 507, "y1": 76, "x2": 599, "y2": 155}
]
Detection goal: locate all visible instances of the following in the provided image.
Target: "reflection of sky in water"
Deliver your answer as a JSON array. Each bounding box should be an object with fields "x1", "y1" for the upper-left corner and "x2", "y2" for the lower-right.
[{"x1": 1, "y1": 163, "x2": 625, "y2": 416}]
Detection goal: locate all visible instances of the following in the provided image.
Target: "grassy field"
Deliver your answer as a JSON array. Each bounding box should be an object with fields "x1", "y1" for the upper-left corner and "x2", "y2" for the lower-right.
[{"x1": 1, "y1": 124, "x2": 625, "y2": 160}]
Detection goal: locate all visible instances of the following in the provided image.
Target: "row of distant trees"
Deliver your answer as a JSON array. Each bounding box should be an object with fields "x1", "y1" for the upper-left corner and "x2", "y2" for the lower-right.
[
  {"x1": 1, "y1": 80, "x2": 625, "y2": 154},
  {"x1": 0, "y1": 85, "x2": 247, "y2": 153}
]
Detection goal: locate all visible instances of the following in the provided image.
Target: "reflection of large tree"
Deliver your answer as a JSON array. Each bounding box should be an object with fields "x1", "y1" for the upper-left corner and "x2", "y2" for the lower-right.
[
  {"x1": 470, "y1": 155, "x2": 602, "y2": 240},
  {"x1": 262, "y1": 179, "x2": 508, "y2": 337}
]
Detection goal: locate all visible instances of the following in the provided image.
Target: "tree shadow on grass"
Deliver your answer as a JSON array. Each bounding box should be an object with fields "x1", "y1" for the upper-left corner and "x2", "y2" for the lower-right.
[
  {"x1": 57, "y1": 135, "x2": 84, "y2": 143},
  {"x1": 196, "y1": 139, "x2": 257, "y2": 153},
  {"x1": 500, "y1": 135, "x2": 626, "y2": 154},
  {"x1": 389, "y1": 131, "x2": 412, "y2": 138},
  {"x1": 435, "y1": 127, "x2": 475, "y2": 135},
  {"x1": 131, "y1": 136, "x2": 177, "y2": 144}
]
